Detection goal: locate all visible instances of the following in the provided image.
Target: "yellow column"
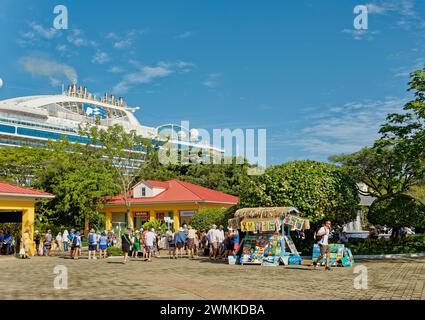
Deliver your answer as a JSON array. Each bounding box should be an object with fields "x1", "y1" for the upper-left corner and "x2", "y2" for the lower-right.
[
  {"x1": 149, "y1": 210, "x2": 155, "y2": 222},
  {"x1": 105, "y1": 211, "x2": 112, "y2": 231},
  {"x1": 129, "y1": 211, "x2": 134, "y2": 229},
  {"x1": 173, "y1": 210, "x2": 180, "y2": 232},
  {"x1": 21, "y1": 207, "x2": 35, "y2": 256}
]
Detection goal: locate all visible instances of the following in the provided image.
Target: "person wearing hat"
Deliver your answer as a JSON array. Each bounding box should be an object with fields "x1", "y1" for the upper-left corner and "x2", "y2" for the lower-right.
[
  {"x1": 87, "y1": 228, "x2": 98, "y2": 260},
  {"x1": 175, "y1": 227, "x2": 186, "y2": 258}
]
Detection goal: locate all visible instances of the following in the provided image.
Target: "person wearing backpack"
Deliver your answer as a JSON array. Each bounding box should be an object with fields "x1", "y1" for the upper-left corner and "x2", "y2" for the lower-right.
[
  {"x1": 72, "y1": 231, "x2": 82, "y2": 260},
  {"x1": 313, "y1": 220, "x2": 332, "y2": 271},
  {"x1": 68, "y1": 229, "x2": 75, "y2": 259},
  {"x1": 88, "y1": 229, "x2": 98, "y2": 260}
]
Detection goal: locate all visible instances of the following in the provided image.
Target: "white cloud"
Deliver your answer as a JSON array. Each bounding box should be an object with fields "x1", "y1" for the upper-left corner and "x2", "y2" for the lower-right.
[
  {"x1": 19, "y1": 56, "x2": 77, "y2": 84},
  {"x1": 109, "y1": 29, "x2": 145, "y2": 49},
  {"x1": 279, "y1": 97, "x2": 408, "y2": 157},
  {"x1": 91, "y1": 51, "x2": 110, "y2": 64},
  {"x1": 29, "y1": 22, "x2": 58, "y2": 39},
  {"x1": 202, "y1": 73, "x2": 221, "y2": 88},
  {"x1": 175, "y1": 31, "x2": 193, "y2": 39},
  {"x1": 56, "y1": 44, "x2": 67, "y2": 52},
  {"x1": 341, "y1": 29, "x2": 380, "y2": 41},
  {"x1": 112, "y1": 60, "x2": 194, "y2": 94},
  {"x1": 108, "y1": 66, "x2": 125, "y2": 73},
  {"x1": 67, "y1": 29, "x2": 96, "y2": 47}
]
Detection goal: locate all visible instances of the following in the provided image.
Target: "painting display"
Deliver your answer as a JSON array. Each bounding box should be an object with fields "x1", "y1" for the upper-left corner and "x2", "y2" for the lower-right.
[
  {"x1": 312, "y1": 244, "x2": 355, "y2": 267},
  {"x1": 240, "y1": 234, "x2": 284, "y2": 266}
]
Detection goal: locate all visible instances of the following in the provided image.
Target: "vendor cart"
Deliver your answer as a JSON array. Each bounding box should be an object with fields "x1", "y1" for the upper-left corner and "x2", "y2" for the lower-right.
[{"x1": 228, "y1": 207, "x2": 310, "y2": 266}]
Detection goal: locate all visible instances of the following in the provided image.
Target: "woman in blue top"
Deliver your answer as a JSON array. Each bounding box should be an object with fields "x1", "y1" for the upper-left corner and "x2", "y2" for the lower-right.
[
  {"x1": 98, "y1": 232, "x2": 108, "y2": 259},
  {"x1": 175, "y1": 228, "x2": 186, "y2": 258}
]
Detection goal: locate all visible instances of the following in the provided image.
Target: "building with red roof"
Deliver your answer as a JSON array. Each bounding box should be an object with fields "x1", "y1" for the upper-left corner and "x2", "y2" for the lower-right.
[
  {"x1": 101, "y1": 179, "x2": 239, "y2": 231},
  {"x1": 0, "y1": 181, "x2": 54, "y2": 256}
]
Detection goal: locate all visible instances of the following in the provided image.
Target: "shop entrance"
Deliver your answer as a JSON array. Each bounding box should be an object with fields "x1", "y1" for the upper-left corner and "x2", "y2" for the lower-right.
[
  {"x1": 179, "y1": 210, "x2": 197, "y2": 227},
  {"x1": 0, "y1": 211, "x2": 22, "y2": 255},
  {"x1": 133, "y1": 211, "x2": 150, "y2": 230}
]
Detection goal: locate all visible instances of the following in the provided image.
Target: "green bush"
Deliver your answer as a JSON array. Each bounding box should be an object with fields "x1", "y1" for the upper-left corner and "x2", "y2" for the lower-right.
[
  {"x1": 347, "y1": 234, "x2": 425, "y2": 255},
  {"x1": 106, "y1": 246, "x2": 124, "y2": 256},
  {"x1": 142, "y1": 220, "x2": 167, "y2": 233},
  {"x1": 190, "y1": 208, "x2": 227, "y2": 231},
  {"x1": 368, "y1": 194, "x2": 425, "y2": 227}
]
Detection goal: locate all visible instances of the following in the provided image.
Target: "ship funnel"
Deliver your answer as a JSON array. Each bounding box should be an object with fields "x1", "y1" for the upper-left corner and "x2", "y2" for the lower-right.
[
  {"x1": 111, "y1": 95, "x2": 115, "y2": 105},
  {"x1": 83, "y1": 86, "x2": 87, "y2": 98},
  {"x1": 67, "y1": 85, "x2": 72, "y2": 96},
  {"x1": 72, "y1": 83, "x2": 77, "y2": 96},
  {"x1": 118, "y1": 97, "x2": 123, "y2": 107}
]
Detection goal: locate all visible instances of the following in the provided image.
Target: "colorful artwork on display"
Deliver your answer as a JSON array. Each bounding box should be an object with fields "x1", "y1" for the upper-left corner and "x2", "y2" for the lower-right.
[
  {"x1": 239, "y1": 215, "x2": 309, "y2": 233},
  {"x1": 312, "y1": 244, "x2": 355, "y2": 267},
  {"x1": 240, "y1": 234, "x2": 285, "y2": 266}
]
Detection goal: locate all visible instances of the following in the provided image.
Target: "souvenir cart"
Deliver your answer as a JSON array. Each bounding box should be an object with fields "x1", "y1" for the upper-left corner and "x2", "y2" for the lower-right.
[
  {"x1": 228, "y1": 207, "x2": 310, "y2": 266},
  {"x1": 312, "y1": 243, "x2": 355, "y2": 267}
]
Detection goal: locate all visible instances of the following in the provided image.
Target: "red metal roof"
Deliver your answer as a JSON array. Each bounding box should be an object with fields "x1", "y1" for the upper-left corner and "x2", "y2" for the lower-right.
[
  {"x1": 105, "y1": 179, "x2": 239, "y2": 205},
  {"x1": 0, "y1": 181, "x2": 54, "y2": 198}
]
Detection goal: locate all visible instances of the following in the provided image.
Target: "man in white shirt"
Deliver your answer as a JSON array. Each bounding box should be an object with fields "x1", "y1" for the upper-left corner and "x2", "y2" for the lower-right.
[
  {"x1": 207, "y1": 224, "x2": 218, "y2": 260},
  {"x1": 216, "y1": 225, "x2": 225, "y2": 257},
  {"x1": 144, "y1": 228, "x2": 156, "y2": 262},
  {"x1": 313, "y1": 220, "x2": 332, "y2": 270}
]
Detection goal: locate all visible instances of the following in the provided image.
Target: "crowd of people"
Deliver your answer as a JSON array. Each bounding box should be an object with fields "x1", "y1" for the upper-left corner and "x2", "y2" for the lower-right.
[
  {"x1": 120, "y1": 223, "x2": 239, "y2": 263},
  {"x1": 5, "y1": 223, "x2": 239, "y2": 263}
]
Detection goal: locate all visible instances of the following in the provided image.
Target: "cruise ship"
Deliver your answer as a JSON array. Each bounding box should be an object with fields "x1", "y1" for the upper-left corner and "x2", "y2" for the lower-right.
[{"x1": 0, "y1": 83, "x2": 223, "y2": 160}]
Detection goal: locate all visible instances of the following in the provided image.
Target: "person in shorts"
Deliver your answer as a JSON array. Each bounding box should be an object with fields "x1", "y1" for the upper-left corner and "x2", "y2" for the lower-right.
[
  {"x1": 166, "y1": 229, "x2": 176, "y2": 259},
  {"x1": 72, "y1": 231, "x2": 82, "y2": 260},
  {"x1": 175, "y1": 228, "x2": 186, "y2": 258},
  {"x1": 98, "y1": 231, "x2": 108, "y2": 259},
  {"x1": 87, "y1": 229, "x2": 97, "y2": 260},
  {"x1": 313, "y1": 220, "x2": 332, "y2": 271},
  {"x1": 186, "y1": 226, "x2": 196, "y2": 259},
  {"x1": 144, "y1": 228, "x2": 156, "y2": 262}
]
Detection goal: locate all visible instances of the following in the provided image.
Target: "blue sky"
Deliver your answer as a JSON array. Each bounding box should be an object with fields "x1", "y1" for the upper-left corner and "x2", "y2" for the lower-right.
[{"x1": 0, "y1": 0, "x2": 424, "y2": 165}]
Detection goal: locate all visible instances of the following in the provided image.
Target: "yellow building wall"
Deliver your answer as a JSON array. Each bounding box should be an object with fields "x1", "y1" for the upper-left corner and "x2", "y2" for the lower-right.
[
  {"x1": 0, "y1": 199, "x2": 36, "y2": 256},
  {"x1": 100, "y1": 202, "x2": 234, "y2": 232}
]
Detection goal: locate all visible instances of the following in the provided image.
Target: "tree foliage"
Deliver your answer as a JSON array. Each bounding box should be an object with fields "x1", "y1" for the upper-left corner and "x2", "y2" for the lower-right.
[
  {"x1": 330, "y1": 143, "x2": 423, "y2": 197},
  {"x1": 0, "y1": 147, "x2": 52, "y2": 185},
  {"x1": 80, "y1": 124, "x2": 155, "y2": 226},
  {"x1": 190, "y1": 208, "x2": 228, "y2": 231},
  {"x1": 34, "y1": 140, "x2": 120, "y2": 229},
  {"x1": 241, "y1": 160, "x2": 360, "y2": 225},
  {"x1": 137, "y1": 154, "x2": 253, "y2": 198},
  {"x1": 368, "y1": 194, "x2": 425, "y2": 227}
]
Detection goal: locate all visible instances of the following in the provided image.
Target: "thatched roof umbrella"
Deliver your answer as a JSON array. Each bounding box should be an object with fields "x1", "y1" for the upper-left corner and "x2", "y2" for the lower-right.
[
  {"x1": 229, "y1": 207, "x2": 310, "y2": 230},
  {"x1": 234, "y1": 207, "x2": 299, "y2": 219}
]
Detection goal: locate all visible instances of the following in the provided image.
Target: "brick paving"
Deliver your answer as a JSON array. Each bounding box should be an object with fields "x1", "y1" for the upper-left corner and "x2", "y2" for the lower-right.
[{"x1": 0, "y1": 254, "x2": 424, "y2": 300}]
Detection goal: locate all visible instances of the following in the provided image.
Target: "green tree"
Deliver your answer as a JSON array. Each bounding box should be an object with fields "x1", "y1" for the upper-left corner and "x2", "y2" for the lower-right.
[
  {"x1": 81, "y1": 124, "x2": 155, "y2": 227},
  {"x1": 330, "y1": 143, "x2": 424, "y2": 197},
  {"x1": 137, "y1": 154, "x2": 253, "y2": 198},
  {"x1": 190, "y1": 208, "x2": 228, "y2": 231},
  {"x1": 241, "y1": 160, "x2": 360, "y2": 225},
  {"x1": 368, "y1": 194, "x2": 425, "y2": 227},
  {"x1": 0, "y1": 147, "x2": 52, "y2": 185},
  {"x1": 35, "y1": 140, "x2": 120, "y2": 229}
]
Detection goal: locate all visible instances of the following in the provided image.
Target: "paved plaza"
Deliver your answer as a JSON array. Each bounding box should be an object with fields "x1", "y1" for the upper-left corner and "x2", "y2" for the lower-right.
[{"x1": 0, "y1": 254, "x2": 424, "y2": 300}]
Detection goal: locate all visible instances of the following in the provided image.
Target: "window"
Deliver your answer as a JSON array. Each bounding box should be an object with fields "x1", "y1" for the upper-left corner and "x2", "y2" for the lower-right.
[{"x1": 141, "y1": 187, "x2": 146, "y2": 197}]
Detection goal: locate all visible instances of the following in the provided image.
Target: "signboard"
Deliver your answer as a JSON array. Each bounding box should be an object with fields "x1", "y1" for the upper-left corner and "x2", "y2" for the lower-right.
[
  {"x1": 134, "y1": 211, "x2": 150, "y2": 219},
  {"x1": 180, "y1": 210, "x2": 196, "y2": 217},
  {"x1": 83, "y1": 104, "x2": 107, "y2": 118}
]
